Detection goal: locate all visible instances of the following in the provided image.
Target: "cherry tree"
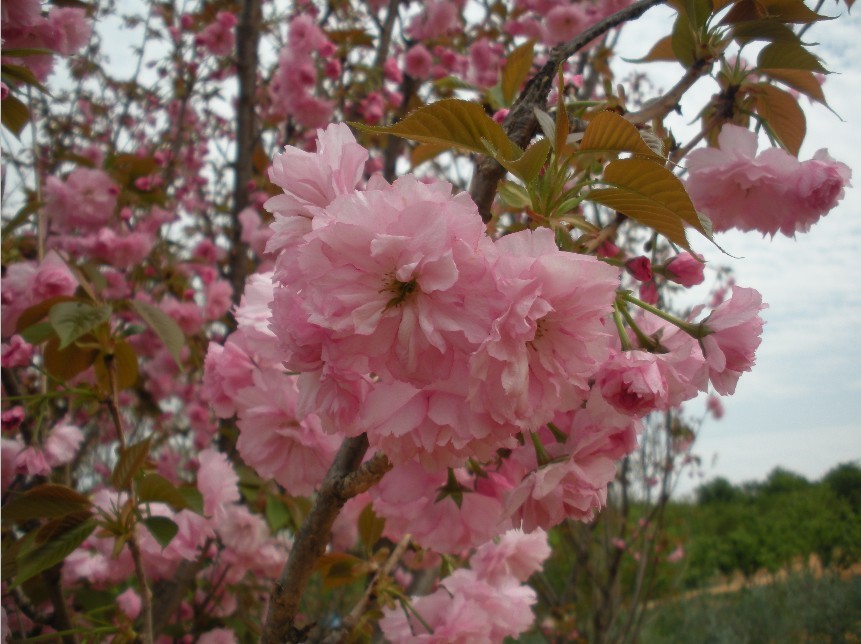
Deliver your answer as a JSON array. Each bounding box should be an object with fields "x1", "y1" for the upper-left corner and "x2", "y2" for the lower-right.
[{"x1": 0, "y1": 0, "x2": 852, "y2": 641}]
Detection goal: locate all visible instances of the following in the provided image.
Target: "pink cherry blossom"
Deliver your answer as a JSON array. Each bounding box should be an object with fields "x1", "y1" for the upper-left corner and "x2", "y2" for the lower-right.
[
  {"x1": 685, "y1": 125, "x2": 851, "y2": 237},
  {"x1": 468, "y1": 227, "x2": 620, "y2": 430},
  {"x1": 470, "y1": 529, "x2": 551, "y2": 584},
  {"x1": 234, "y1": 368, "x2": 340, "y2": 496},
  {"x1": 43, "y1": 168, "x2": 119, "y2": 232},
  {"x1": 699, "y1": 285, "x2": 767, "y2": 395},
  {"x1": 197, "y1": 448, "x2": 240, "y2": 522},
  {"x1": 371, "y1": 461, "x2": 510, "y2": 552},
  {"x1": 405, "y1": 44, "x2": 434, "y2": 79}
]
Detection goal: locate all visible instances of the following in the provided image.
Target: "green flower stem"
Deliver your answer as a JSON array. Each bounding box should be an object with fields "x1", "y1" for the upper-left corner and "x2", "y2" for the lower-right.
[
  {"x1": 612, "y1": 301, "x2": 634, "y2": 351},
  {"x1": 617, "y1": 299, "x2": 660, "y2": 352},
  {"x1": 530, "y1": 431, "x2": 553, "y2": 467},
  {"x1": 620, "y1": 291, "x2": 706, "y2": 338}
]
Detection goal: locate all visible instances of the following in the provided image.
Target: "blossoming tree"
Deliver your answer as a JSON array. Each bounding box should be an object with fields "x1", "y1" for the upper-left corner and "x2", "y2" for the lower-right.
[{"x1": 0, "y1": 0, "x2": 852, "y2": 641}]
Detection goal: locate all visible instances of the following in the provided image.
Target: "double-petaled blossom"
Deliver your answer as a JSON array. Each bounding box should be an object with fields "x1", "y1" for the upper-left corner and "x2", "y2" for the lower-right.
[
  {"x1": 685, "y1": 124, "x2": 851, "y2": 237},
  {"x1": 468, "y1": 227, "x2": 620, "y2": 430},
  {"x1": 698, "y1": 285, "x2": 767, "y2": 395}
]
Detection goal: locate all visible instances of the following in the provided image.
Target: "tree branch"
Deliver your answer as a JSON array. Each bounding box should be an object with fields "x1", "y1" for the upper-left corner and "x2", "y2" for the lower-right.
[
  {"x1": 261, "y1": 437, "x2": 392, "y2": 643},
  {"x1": 228, "y1": 0, "x2": 263, "y2": 306},
  {"x1": 468, "y1": 0, "x2": 668, "y2": 221}
]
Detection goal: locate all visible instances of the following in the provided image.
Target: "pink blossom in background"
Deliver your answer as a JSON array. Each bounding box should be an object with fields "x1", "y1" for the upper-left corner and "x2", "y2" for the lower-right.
[
  {"x1": 43, "y1": 421, "x2": 84, "y2": 467},
  {"x1": 407, "y1": 0, "x2": 460, "y2": 40},
  {"x1": 699, "y1": 285, "x2": 767, "y2": 395},
  {"x1": 405, "y1": 44, "x2": 434, "y2": 79},
  {"x1": 470, "y1": 529, "x2": 551, "y2": 584},
  {"x1": 546, "y1": 4, "x2": 588, "y2": 43},
  {"x1": 685, "y1": 124, "x2": 851, "y2": 237},
  {"x1": 1, "y1": 336, "x2": 34, "y2": 368},
  {"x1": 707, "y1": 394, "x2": 725, "y2": 419},
  {"x1": 116, "y1": 588, "x2": 142, "y2": 620},
  {"x1": 43, "y1": 168, "x2": 119, "y2": 232},
  {"x1": 195, "y1": 11, "x2": 236, "y2": 57},
  {"x1": 196, "y1": 449, "x2": 240, "y2": 522}
]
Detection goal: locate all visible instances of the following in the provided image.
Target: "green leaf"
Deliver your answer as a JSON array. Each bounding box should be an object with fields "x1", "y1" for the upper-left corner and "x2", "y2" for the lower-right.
[
  {"x1": 35, "y1": 511, "x2": 93, "y2": 544},
  {"x1": 757, "y1": 41, "x2": 828, "y2": 73},
  {"x1": 48, "y1": 301, "x2": 112, "y2": 350},
  {"x1": 671, "y1": 14, "x2": 697, "y2": 68},
  {"x1": 265, "y1": 495, "x2": 291, "y2": 532},
  {"x1": 685, "y1": 0, "x2": 712, "y2": 29},
  {"x1": 498, "y1": 138, "x2": 551, "y2": 184},
  {"x1": 129, "y1": 299, "x2": 185, "y2": 367},
  {"x1": 177, "y1": 486, "x2": 205, "y2": 515},
  {"x1": 754, "y1": 83, "x2": 806, "y2": 155},
  {"x1": 19, "y1": 322, "x2": 55, "y2": 345},
  {"x1": 501, "y1": 40, "x2": 535, "y2": 105},
  {"x1": 577, "y1": 111, "x2": 664, "y2": 160},
  {"x1": 730, "y1": 20, "x2": 805, "y2": 45},
  {"x1": 498, "y1": 181, "x2": 533, "y2": 209},
  {"x1": 110, "y1": 439, "x2": 152, "y2": 491},
  {"x1": 137, "y1": 473, "x2": 189, "y2": 511},
  {"x1": 142, "y1": 516, "x2": 178, "y2": 549},
  {"x1": 1, "y1": 63, "x2": 50, "y2": 94},
  {"x1": 1, "y1": 95, "x2": 30, "y2": 137},
  {"x1": 358, "y1": 504, "x2": 385, "y2": 550},
  {"x1": 12, "y1": 518, "x2": 96, "y2": 588},
  {"x1": 758, "y1": 0, "x2": 834, "y2": 23},
  {"x1": 1, "y1": 199, "x2": 41, "y2": 240},
  {"x1": 3, "y1": 484, "x2": 92, "y2": 524},
  {"x1": 350, "y1": 99, "x2": 521, "y2": 161},
  {"x1": 586, "y1": 159, "x2": 709, "y2": 250}
]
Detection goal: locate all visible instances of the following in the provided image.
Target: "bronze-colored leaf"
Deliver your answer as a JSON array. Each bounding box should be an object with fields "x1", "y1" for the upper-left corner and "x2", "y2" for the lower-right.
[
  {"x1": 43, "y1": 337, "x2": 98, "y2": 382},
  {"x1": 501, "y1": 40, "x2": 535, "y2": 105},
  {"x1": 586, "y1": 159, "x2": 709, "y2": 249},
  {"x1": 110, "y1": 439, "x2": 152, "y2": 491},
  {"x1": 350, "y1": 99, "x2": 521, "y2": 161},
  {"x1": 3, "y1": 484, "x2": 92, "y2": 523},
  {"x1": 760, "y1": 68, "x2": 826, "y2": 104},
  {"x1": 578, "y1": 111, "x2": 663, "y2": 159},
  {"x1": 754, "y1": 82, "x2": 806, "y2": 155},
  {"x1": 626, "y1": 36, "x2": 677, "y2": 63}
]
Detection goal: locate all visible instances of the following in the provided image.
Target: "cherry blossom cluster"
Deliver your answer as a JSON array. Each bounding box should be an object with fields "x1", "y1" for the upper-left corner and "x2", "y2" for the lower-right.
[
  {"x1": 204, "y1": 123, "x2": 769, "y2": 557},
  {"x1": 685, "y1": 125, "x2": 852, "y2": 237}
]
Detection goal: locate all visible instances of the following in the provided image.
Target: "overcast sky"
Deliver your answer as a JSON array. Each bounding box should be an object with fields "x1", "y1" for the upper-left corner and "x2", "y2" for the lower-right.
[{"x1": 615, "y1": 6, "x2": 861, "y2": 494}]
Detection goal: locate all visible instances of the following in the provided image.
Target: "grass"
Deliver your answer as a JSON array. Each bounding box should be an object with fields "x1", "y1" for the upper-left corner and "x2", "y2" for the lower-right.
[{"x1": 639, "y1": 570, "x2": 861, "y2": 643}]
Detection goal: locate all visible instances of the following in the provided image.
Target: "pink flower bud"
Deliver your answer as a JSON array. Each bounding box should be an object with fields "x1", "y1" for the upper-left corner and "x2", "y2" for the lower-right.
[
  {"x1": 625, "y1": 256, "x2": 652, "y2": 281},
  {"x1": 665, "y1": 252, "x2": 705, "y2": 287}
]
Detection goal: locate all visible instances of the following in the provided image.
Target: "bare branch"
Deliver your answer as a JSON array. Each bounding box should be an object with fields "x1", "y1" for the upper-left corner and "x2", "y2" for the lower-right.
[{"x1": 262, "y1": 436, "x2": 392, "y2": 643}]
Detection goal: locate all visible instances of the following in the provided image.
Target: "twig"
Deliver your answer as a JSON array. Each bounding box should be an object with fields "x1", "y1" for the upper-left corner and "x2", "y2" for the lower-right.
[
  {"x1": 624, "y1": 58, "x2": 713, "y2": 125},
  {"x1": 261, "y1": 437, "x2": 392, "y2": 643},
  {"x1": 468, "y1": 0, "x2": 668, "y2": 221}
]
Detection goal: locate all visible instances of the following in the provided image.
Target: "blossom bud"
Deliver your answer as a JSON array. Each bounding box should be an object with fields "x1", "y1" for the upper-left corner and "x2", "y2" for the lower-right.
[
  {"x1": 665, "y1": 252, "x2": 705, "y2": 287},
  {"x1": 625, "y1": 256, "x2": 652, "y2": 281}
]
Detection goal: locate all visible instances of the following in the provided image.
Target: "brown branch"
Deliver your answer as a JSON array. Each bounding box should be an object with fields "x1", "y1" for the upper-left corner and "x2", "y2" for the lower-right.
[
  {"x1": 228, "y1": 0, "x2": 263, "y2": 307},
  {"x1": 624, "y1": 57, "x2": 713, "y2": 125},
  {"x1": 149, "y1": 558, "x2": 208, "y2": 636},
  {"x1": 42, "y1": 564, "x2": 76, "y2": 644},
  {"x1": 261, "y1": 437, "x2": 392, "y2": 643},
  {"x1": 468, "y1": 0, "x2": 669, "y2": 221}
]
